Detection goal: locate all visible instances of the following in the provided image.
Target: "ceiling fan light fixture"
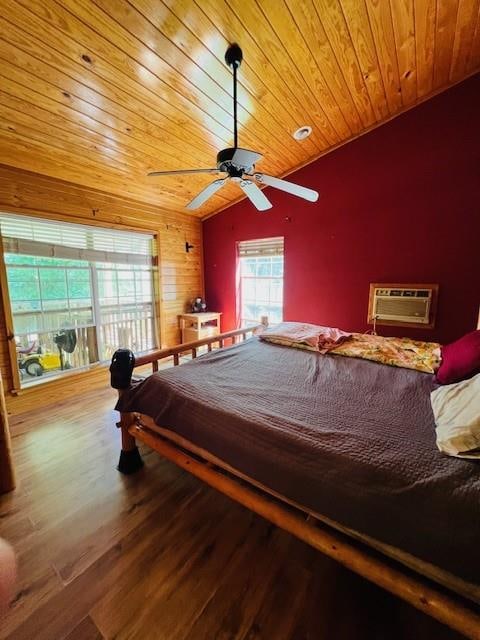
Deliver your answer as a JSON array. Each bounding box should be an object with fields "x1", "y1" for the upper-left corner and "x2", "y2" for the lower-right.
[{"x1": 293, "y1": 126, "x2": 312, "y2": 141}]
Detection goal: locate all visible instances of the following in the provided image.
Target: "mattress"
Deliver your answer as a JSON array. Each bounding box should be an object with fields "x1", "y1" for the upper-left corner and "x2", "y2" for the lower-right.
[{"x1": 116, "y1": 337, "x2": 480, "y2": 589}]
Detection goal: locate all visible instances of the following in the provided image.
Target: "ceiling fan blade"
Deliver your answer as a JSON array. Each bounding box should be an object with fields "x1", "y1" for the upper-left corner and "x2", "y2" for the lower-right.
[
  {"x1": 254, "y1": 173, "x2": 319, "y2": 202},
  {"x1": 148, "y1": 168, "x2": 220, "y2": 177},
  {"x1": 238, "y1": 179, "x2": 272, "y2": 211},
  {"x1": 186, "y1": 178, "x2": 228, "y2": 210}
]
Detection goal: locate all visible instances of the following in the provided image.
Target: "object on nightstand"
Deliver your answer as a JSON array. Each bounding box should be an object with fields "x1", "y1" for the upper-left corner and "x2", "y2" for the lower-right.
[{"x1": 191, "y1": 297, "x2": 207, "y2": 313}]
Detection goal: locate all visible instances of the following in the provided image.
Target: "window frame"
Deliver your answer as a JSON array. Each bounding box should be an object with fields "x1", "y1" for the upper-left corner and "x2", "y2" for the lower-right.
[
  {"x1": 0, "y1": 212, "x2": 161, "y2": 393},
  {"x1": 236, "y1": 238, "x2": 284, "y2": 328}
]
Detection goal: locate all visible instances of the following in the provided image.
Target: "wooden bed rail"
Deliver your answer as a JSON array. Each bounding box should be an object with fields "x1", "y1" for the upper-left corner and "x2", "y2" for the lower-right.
[{"x1": 133, "y1": 324, "x2": 261, "y2": 372}]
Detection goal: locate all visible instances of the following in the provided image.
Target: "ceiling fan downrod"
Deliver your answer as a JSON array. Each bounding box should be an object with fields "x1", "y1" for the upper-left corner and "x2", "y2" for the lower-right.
[{"x1": 225, "y1": 44, "x2": 243, "y2": 149}]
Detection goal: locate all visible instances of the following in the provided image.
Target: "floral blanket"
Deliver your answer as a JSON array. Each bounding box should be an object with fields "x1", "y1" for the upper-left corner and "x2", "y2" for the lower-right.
[
  {"x1": 331, "y1": 333, "x2": 441, "y2": 374},
  {"x1": 259, "y1": 322, "x2": 441, "y2": 374}
]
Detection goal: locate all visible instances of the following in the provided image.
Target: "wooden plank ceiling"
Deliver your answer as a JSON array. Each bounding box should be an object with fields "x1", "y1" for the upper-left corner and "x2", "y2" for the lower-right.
[{"x1": 0, "y1": 0, "x2": 479, "y2": 218}]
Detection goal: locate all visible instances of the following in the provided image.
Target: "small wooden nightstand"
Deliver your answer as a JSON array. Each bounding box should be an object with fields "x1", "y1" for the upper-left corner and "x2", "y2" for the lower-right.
[{"x1": 179, "y1": 312, "x2": 222, "y2": 343}]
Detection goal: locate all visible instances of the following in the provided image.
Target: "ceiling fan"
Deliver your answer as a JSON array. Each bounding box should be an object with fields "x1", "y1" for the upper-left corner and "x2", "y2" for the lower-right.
[{"x1": 148, "y1": 44, "x2": 320, "y2": 212}]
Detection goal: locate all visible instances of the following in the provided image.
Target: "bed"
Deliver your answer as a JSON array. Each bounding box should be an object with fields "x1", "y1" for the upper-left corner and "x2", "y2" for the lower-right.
[{"x1": 111, "y1": 325, "x2": 480, "y2": 639}]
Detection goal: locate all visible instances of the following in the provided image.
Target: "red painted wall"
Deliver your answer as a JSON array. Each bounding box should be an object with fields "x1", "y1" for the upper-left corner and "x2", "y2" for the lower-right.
[{"x1": 203, "y1": 74, "x2": 480, "y2": 344}]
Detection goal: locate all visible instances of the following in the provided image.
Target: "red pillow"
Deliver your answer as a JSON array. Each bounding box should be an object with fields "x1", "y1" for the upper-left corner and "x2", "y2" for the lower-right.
[{"x1": 436, "y1": 330, "x2": 480, "y2": 385}]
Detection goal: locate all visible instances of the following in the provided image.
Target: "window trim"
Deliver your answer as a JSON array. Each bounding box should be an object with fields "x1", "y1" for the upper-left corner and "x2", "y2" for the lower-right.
[
  {"x1": 236, "y1": 237, "x2": 284, "y2": 328},
  {"x1": 9, "y1": 359, "x2": 105, "y2": 394},
  {"x1": 0, "y1": 237, "x2": 21, "y2": 392},
  {"x1": 0, "y1": 211, "x2": 161, "y2": 393}
]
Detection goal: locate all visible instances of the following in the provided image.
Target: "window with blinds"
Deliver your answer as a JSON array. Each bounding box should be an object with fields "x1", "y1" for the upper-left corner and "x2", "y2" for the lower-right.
[
  {"x1": 237, "y1": 237, "x2": 284, "y2": 326},
  {"x1": 0, "y1": 214, "x2": 156, "y2": 388}
]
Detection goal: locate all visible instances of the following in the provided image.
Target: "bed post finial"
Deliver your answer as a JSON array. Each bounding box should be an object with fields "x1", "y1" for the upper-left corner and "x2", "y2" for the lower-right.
[
  {"x1": 253, "y1": 316, "x2": 269, "y2": 337},
  {"x1": 110, "y1": 349, "x2": 144, "y2": 475},
  {"x1": 110, "y1": 349, "x2": 135, "y2": 390}
]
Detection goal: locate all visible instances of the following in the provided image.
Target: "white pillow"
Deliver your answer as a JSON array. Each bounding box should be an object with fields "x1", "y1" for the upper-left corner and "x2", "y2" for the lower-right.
[{"x1": 430, "y1": 372, "x2": 480, "y2": 459}]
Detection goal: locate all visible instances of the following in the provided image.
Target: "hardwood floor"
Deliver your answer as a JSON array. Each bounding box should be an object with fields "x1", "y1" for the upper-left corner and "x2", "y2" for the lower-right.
[{"x1": 0, "y1": 387, "x2": 465, "y2": 640}]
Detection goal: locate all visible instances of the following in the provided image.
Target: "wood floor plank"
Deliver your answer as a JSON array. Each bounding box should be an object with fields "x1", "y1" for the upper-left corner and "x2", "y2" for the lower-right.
[
  {"x1": 3, "y1": 485, "x2": 204, "y2": 640},
  {"x1": 91, "y1": 495, "x2": 254, "y2": 639},
  {"x1": 242, "y1": 557, "x2": 310, "y2": 640},
  {"x1": 63, "y1": 615, "x2": 104, "y2": 640},
  {"x1": 0, "y1": 514, "x2": 34, "y2": 544},
  {"x1": 181, "y1": 522, "x2": 289, "y2": 640},
  {"x1": 0, "y1": 566, "x2": 63, "y2": 639},
  {"x1": 52, "y1": 463, "x2": 193, "y2": 583}
]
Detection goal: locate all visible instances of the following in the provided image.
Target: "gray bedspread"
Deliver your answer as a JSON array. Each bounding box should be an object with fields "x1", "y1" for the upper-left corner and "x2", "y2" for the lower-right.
[{"x1": 116, "y1": 338, "x2": 480, "y2": 584}]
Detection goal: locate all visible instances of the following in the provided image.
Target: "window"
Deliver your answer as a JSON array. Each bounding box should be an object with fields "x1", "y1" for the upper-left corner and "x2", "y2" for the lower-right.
[
  {"x1": 0, "y1": 214, "x2": 156, "y2": 388},
  {"x1": 237, "y1": 237, "x2": 284, "y2": 326}
]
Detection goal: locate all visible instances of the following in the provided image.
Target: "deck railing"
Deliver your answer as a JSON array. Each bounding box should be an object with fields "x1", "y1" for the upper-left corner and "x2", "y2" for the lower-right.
[
  {"x1": 16, "y1": 302, "x2": 156, "y2": 384},
  {"x1": 99, "y1": 304, "x2": 155, "y2": 361}
]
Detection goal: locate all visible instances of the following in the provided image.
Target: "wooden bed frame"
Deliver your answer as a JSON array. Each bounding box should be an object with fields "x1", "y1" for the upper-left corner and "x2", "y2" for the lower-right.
[{"x1": 111, "y1": 326, "x2": 480, "y2": 640}]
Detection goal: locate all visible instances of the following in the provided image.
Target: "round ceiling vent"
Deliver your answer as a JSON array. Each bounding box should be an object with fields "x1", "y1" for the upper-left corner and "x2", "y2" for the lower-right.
[{"x1": 293, "y1": 125, "x2": 312, "y2": 141}]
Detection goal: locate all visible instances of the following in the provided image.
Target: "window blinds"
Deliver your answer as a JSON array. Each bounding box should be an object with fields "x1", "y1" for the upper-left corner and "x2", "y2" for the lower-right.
[
  {"x1": 237, "y1": 237, "x2": 284, "y2": 257},
  {"x1": 0, "y1": 214, "x2": 154, "y2": 265}
]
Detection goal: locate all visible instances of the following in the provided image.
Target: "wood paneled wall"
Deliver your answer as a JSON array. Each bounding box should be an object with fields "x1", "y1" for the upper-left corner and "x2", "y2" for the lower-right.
[{"x1": 0, "y1": 164, "x2": 203, "y2": 414}]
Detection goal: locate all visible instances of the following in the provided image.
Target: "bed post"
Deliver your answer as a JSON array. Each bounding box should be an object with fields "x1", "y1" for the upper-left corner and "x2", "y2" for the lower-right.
[{"x1": 110, "y1": 349, "x2": 144, "y2": 475}]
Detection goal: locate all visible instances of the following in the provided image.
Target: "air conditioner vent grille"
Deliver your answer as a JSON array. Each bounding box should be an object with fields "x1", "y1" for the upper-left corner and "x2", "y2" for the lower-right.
[
  {"x1": 375, "y1": 297, "x2": 429, "y2": 323},
  {"x1": 368, "y1": 283, "x2": 437, "y2": 328}
]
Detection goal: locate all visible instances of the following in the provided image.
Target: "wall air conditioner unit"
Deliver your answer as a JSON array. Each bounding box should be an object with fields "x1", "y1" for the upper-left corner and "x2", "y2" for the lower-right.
[{"x1": 368, "y1": 284, "x2": 438, "y2": 329}]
